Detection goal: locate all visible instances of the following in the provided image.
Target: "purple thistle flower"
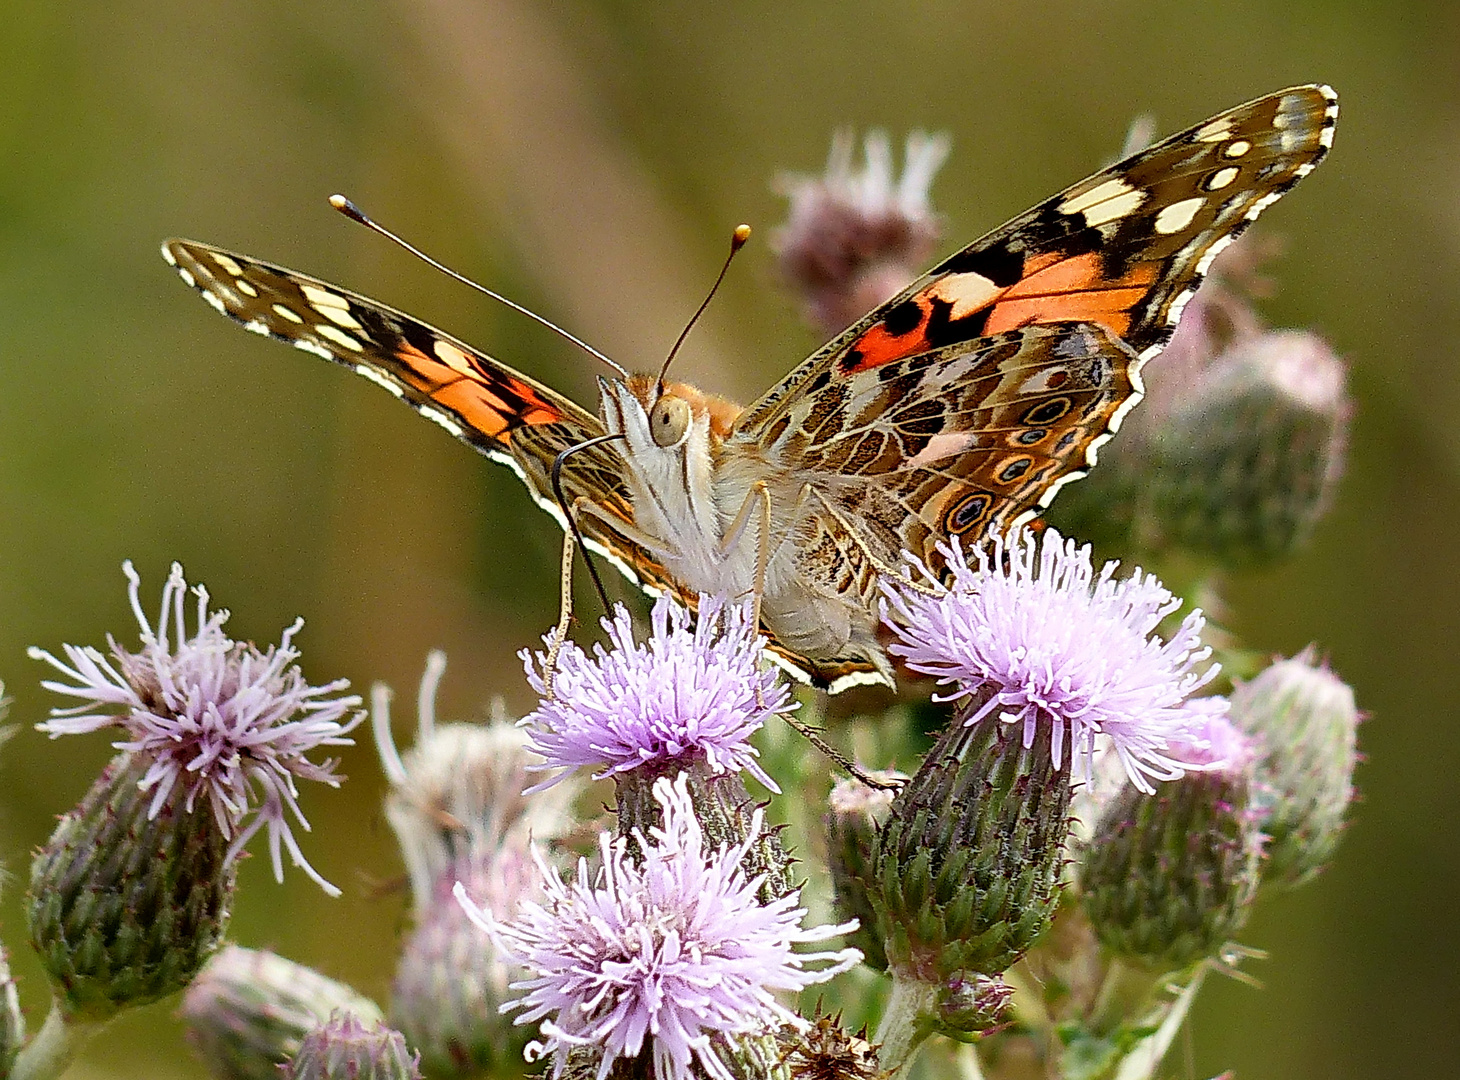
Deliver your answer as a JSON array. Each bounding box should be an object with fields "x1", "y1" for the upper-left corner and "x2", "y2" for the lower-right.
[
  {"x1": 773, "y1": 129, "x2": 950, "y2": 336},
  {"x1": 454, "y1": 772, "x2": 861, "y2": 1080},
  {"x1": 520, "y1": 595, "x2": 790, "y2": 794},
  {"x1": 881, "y1": 530, "x2": 1221, "y2": 794},
  {"x1": 29, "y1": 561, "x2": 363, "y2": 894}
]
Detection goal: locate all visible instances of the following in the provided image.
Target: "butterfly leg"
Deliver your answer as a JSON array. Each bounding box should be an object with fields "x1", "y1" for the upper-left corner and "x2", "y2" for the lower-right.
[{"x1": 539, "y1": 528, "x2": 579, "y2": 701}]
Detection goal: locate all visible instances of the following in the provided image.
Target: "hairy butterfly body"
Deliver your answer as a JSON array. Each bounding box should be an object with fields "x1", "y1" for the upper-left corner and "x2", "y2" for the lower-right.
[{"x1": 164, "y1": 85, "x2": 1337, "y2": 691}]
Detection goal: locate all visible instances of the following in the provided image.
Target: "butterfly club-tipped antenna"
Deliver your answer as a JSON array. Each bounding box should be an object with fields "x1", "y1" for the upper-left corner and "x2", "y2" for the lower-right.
[
  {"x1": 329, "y1": 194, "x2": 630, "y2": 378},
  {"x1": 655, "y1": 223, "x2": 752, "y2": 396}
]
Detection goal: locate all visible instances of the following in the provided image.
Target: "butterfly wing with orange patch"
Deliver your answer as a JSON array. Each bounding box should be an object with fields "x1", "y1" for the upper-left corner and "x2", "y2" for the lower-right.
[
  {"x1": 739, "y1": 85, "x2": 1336, "y2": 425},
  {"x1": 161, "y1": 239, "x2": 684, "y2": 598},
  {"x1": 729, "y1": 86, "x2": 1336, "y2": 688}
]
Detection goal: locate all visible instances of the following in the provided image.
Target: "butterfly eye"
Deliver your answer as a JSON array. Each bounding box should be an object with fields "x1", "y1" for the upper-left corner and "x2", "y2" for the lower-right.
[{"x1": 650, "y1": 394, "x2": 692, "y2": 448}]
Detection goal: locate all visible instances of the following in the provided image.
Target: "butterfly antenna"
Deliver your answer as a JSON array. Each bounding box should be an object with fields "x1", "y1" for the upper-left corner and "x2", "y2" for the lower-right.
[
  {"x1": 550, "y1": 432, "x2": 626, "y2": 616},
  {"x1": 330, "y1": 194, "x2": 630, "y2": 378},
  {"x1": 656, "y1": 224, "x2": 751, "y2": 395}
]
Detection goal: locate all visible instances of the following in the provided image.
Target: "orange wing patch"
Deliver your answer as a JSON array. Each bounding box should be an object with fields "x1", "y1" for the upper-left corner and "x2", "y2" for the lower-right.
[
  {"x1": 984, "y1": 256, "x2": 1158, "y2": 337},
  {"x1": 390, "y1": 339, "x2": 568, "y2": 442},
  {"x1": 838, "y1": 254, "x2": 1160, "y2": 375}
]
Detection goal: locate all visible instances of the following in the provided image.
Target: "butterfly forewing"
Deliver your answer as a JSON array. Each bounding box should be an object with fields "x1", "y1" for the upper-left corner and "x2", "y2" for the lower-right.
[
  {"x1": 727, "y1": 86, "x2": 1335, "y2": 617},
  {"x1": 161, "y1": 238, "x2": 688, "y2": 598},
  {"x1": 737, "y1": 85, "x2": 1337, "y2": 428}
]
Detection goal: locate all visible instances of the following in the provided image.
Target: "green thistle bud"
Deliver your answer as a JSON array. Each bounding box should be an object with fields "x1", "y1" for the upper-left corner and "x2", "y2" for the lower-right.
[
  {"x1": 1231, "y1": 650, "x2": 1360, "y2": 890},
  {"x1": 1149, "y1": 329, "x2": 1350, "y2": 566},
  {"x1": 27, "y1": 753, "x2": 235, "y2": 1021},
  {"x1": 1080, "y1": 716, "x2": 1262, "y2": 970},
  {"x1": 872, "y1": 703, "x2": 1072, "y2": 981},
  {"x1": 286, "y1": 1013, "x2": 421, "y2": 1080},
  {"x1": 824, "y1": 773, "x2": 904, "y2": 971},
  {"x1": 389, "y1": 856, "x2": 533, "y2": 1077},
  {"x1": 180, "y1": 945, "x2": 383, "y2": 1080},
  {"x1": 933, "y1": 973, "x2": 1014, "y2": 1041}
]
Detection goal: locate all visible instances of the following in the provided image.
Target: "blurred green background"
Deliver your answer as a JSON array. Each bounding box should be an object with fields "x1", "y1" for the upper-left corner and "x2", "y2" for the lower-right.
[{"x1": 0, "y1": 2, "x2": 1454, "y2": 1077}]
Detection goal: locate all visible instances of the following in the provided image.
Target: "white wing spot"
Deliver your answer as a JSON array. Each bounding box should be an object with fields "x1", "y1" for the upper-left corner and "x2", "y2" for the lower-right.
[
  {"x1": 243, "y1": 319, "x2": 270, "y2": 336},
  {"x1": 1243, "y1": 190, "x2": 1282, "y2": 222},
  {"x1": 234, "y1": 279, "x2": 259, "y2": 298},
  {"x1": 1318, "y1": 126, "x2": 1335, "y2": 149},
  {"x1": 292, "y1": 338, "x2": 334, "y2": 361},
  {"x1": 202, "y1": 290, "x2": 226, "y2": 315},
  {"x1": 1058, "y1": 177, "x2": 1141, "y2": 217},
  {"x1": 1036, "y1": 468, "x2": 1089, "y2": 509},
  {"x1": 417, "y1": 405, "x2": 464, "y2": 438},
  {"x1": 177, "y1": 267, "x2": 196, "y2": 288},
  {"x1": 315, "y1": 324, "x2": 364, "y2": 352},
  {"x1": 1166, "y1": 288, "x2": 1194, "y2": 328},
  {"x1": 433, "y1": 340, "x2": 477, "y2": 375},
  {"x1": 1293, "y1": 162, "x2": 1315, "y2": 178},
  {"x1": 1154, "y1": 197, "x2": 1204, "y2": 235},
  {"x1": 301, "y1": 284, "x2": 351, "y2": 311},
  {"x1": 1206, "y1": 166, "x2": 1240, "y2": 191},
  {"x1": 1194, "y1": 118, "x2": 1233, "y2": 142},
  {"x1": 355, "y1": 364, "x2": 406, "y2": 398},
  {"x1": 316, "y1": 304, "x2": 364, "y2": 331},
  {"x1": 1082, "y1": 188, "x2": 1148, "y2": 228},
  {"x1": 1223, "y1": 140, "x2": 1252, "y2": 159},
  {"x1": 210, "y1": 252, "x2": 244, "y2": 276},
  {"x1": 160, "y1": 244, "x2": 177, "y2": 266},
  {"x1": 1195, "y1": 233, "x2": 1235, "y2": 277},
  {"x1": 272, "y1": 303, "x2": 305, "y2": 324}
]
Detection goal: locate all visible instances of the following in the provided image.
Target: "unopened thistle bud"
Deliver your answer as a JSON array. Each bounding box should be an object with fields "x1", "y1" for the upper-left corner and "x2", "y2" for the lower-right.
[
  {"x1": 285, "y1": 1012, "x2": 421, "y2": 1080},
  {"x1": 26, "y1": 563, "x2": 361, "y2": 1019},
  {"x1": 180, "y1": 946, "x2": 384, "y2": 1080},
  {"x1": 774, "y1": 129, "x2": 949, "y2": 335},
  {"x1": 1230, "y1": 650, "x2": 1360, "y2": 890},
  {"x1": 1150, "y1": 329, "x2": 1351, "y2": 566},
  {"x1": 825, "y1": 773, "x2": 905, "y2": 971},
  {"x1": 28, "y1": 753, "x2": 234, "y2": 1021},
  {"x1": 1080, "y1": 714, "x2": 1262, "y2": 971}
]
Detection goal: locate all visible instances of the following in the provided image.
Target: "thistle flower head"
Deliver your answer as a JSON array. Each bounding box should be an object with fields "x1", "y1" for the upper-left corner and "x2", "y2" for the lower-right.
[
  {"x1": 455, "y1": 773, "x2": 861, "y2": 1080},
  {"x1": 520, "y1": 595, "x2": 791, "y2": 793},
  {"x1": 882, "y1": 530, "x2": 1222, "y2": 793},
  {"x1": 774, "y1": 129, "x2": 950, "y2": 334},
  {"x1": 29, "y1": 561, "x2": 363, "y2": 893},
  {"x1": 374, "y1": 651, "x2": 578, "y2": 913}
]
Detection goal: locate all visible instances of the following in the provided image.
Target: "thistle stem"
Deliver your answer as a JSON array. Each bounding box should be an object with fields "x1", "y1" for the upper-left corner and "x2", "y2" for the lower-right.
[
  {"x1": 10, "y1": 1005, "x2": 106, "y2": 1080},
  {"x1": 875, "y1": 972, "x2": 937, "y2": 1074}
]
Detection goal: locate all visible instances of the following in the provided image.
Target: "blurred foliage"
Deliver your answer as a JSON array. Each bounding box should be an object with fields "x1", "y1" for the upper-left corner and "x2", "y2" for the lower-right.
[{"x1": 1, "y1": 2, "x2": 1457, "y2": 1078}]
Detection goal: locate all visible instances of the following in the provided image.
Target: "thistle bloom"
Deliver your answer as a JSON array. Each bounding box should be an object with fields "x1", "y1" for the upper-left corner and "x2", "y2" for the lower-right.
[
  {"x1": 882, "y1": 530, "x2": 1223, "y2": 793},
  {"x1": 454, "y1": 773, "x2": 862, "y2": 1080},
  {"x1": 520, "y1": 595, "x2": 790, "y2": 793},
  {"x1": 29, "y1": 561, "x2": 363, "y2": 893},
  {"x1": 774, "y1": 129, "x2": 950, "y2": 334}
]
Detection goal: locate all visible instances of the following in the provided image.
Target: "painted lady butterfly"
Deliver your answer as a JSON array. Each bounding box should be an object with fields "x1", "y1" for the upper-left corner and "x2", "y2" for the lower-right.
[{"x1": 164, "y1": 85, "x2": 1337, "y2": 691}]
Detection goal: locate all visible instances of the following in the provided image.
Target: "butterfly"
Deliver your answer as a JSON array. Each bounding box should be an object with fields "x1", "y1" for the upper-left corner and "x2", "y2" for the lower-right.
[{"x1": 164, "y1": 85, "x2": 1336, "y2": 692}]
